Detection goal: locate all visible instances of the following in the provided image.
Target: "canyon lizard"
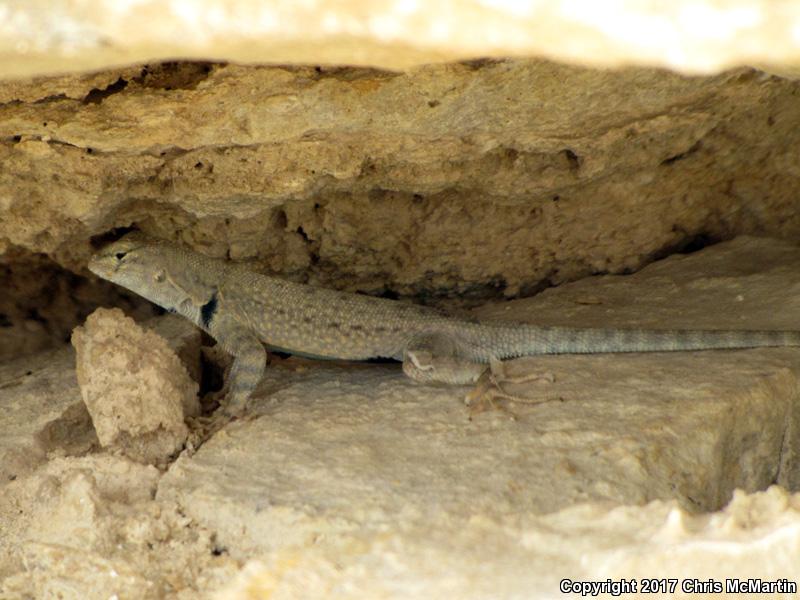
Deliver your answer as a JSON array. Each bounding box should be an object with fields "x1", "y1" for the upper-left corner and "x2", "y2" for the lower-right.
[{"x1": 89, "y1": 233, "x2": 800, "y2": 415}]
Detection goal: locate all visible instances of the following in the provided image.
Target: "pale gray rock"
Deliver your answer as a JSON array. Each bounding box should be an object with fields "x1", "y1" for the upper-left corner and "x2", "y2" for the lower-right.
[
  {"x1": 0, "y1": 346, "x2": 94, "y2": 487},
  {"x1": 0, "y1": 454, "x2": 237, "y2": 599},
  {"x1": 217, "y1": 486, "x2": 800, "y2": 599}
]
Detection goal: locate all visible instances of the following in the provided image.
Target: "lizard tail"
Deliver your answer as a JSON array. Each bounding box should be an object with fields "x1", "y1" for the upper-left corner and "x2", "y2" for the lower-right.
[{"x1": 477, "y1": 325, "x2": 800, "y2": 360}]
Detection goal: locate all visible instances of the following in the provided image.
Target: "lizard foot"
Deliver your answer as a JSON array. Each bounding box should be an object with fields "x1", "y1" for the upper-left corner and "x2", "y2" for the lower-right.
[
  {"x1": 220, "y1": 395, "x2": 250, "y2": 419},
  {"x1": 465, "y1": 372, "x2": 519, "y2": 420},
  {"x1": 201, "y1": 386, "x2": 249, "y2": 419},
  {"x1": 486, "y1": 357, "x2": 556, "y2": 386},
  {"x1": 464, "y1": 358, "x2": 560, "y2": 418}
]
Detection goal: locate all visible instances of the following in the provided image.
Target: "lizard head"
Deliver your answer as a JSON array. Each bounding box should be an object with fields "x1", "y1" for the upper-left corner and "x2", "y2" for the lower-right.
[{"x1": 89, "y1": 233, "x2": 219, "y2": 315}]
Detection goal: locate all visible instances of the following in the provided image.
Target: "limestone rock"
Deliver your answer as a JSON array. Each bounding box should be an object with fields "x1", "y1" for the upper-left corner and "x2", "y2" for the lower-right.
[
  {"x1": 145, "y1": 313, "x2": 204, "y2": 406},
  {"x1": 4, "y1": 1, "x2": 800, "y2": 594},
  {"x1": 0, "y1": 454, "x2": 237, "y2": 599},
  {"x1": 2, "y1": 61, "x2": 800, "y2": 310},
  {"x1": 216, "y1": 487, "x2": 800, "y2": 599},
  {"x1": 0, "y1": 346, "x2": 95, "y2": 486},
  {"x1": 157, "y1": 347, "x2": 800, "y2": 556},
  {"x1": 71, "y1": 309, "x2": 198, "y2": 464}
]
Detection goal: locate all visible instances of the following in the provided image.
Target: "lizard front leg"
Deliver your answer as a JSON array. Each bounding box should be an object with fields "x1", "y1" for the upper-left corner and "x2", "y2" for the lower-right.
[{"x1": 208, "y1": 316, "x2": 266, "y2": 416}]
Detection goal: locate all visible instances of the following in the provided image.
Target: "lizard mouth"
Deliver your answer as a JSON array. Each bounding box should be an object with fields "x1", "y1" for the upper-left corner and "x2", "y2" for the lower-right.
[{"x1": 87, "y1": 256, "x2": 116, "y2": 279}]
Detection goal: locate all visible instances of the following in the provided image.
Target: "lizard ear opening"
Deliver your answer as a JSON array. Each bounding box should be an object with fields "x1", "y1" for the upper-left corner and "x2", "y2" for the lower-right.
[{"x1": 154, "y1": 269, "x2": 166, "y2": 283}]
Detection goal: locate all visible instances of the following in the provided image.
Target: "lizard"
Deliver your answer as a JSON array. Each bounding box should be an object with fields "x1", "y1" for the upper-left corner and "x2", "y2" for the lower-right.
[{"x1": 88, "y1": 232, "x2": 800, "y2": 415}]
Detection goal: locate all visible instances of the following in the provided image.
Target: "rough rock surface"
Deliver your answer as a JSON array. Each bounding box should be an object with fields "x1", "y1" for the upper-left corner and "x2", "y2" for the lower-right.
[
  {"x1": 2, "y1": 61, "x2": 800, "y2": 302},
  {"x1": 0, "y1": 312, "x2": 200, "y2": 487},
  {"x1": 0, "y1": 454, "x2": 237, "y2": 599},
  {"x1": 71, "y1": 309, "x2": 199, "y2": 464},
  {"x1": 217, "y1": 486, "x2": 800, "y2": 599},
  {"x1": 158, "y1": 347, "x2": 799, "y2": 548},
  {"x1": 0, "y1": 248, "x2": 160, "y2": 362},
  {"x1": 0, "y1": 346, "x2": 95, "y2": 486},
  {"x1": 2, "y1": 0, "x2": 800, "y2": 76},
  {"x1": 3, "y1": 3, "x2": 800, "y2": 594}
]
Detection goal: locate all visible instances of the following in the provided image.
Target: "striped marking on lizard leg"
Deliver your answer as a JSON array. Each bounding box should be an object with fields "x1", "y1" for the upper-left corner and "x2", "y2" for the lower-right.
[{"x1": 210, "y1": 318, "x2": 267, "y2": 414}]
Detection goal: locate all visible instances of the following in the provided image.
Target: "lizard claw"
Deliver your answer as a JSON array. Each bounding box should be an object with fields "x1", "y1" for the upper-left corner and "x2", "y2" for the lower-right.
[{"x1": 489, "y1": 357, "x2": 556, "y2": 385}]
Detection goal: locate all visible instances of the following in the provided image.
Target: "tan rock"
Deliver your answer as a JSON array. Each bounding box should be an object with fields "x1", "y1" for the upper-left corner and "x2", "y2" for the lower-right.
[
  {"x1": 2, "y1": 61, "x2": 800, "y2": 309},
  {"x1": 71, "y1": 309, "x2": 198, "y2": 464},
  {"x1": 0, "y1": 347, "x2": 95, "y2": 486},
  {"x1": 216, "y1": 487, "x2": 800, "y2": 599},
  {"x1": 0, "y1": 455, "x2": 237, "y2": 599}
]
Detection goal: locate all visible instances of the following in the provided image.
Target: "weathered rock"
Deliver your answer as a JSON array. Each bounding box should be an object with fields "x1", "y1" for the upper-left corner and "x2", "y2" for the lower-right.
[
  {"x1": 146, "y1": 312, "x2": 204, "y2": 399},
  {"x1": 216, "y1": 486, "x2": 800, "y2": 599},
  {"x1": 2, "y1": 62, "x2": 800, "y2": 308},
  {"x1": 0, "y1": 346, "x2": 95, "y2": 486},
  {"x1": 71, "y1": 309, "x2": 198, "y2": 464},
  {"x1": 3, "y1": 2, "x2": 800, "y2": 595},
  {"x1": 157, "y1": 348, "x2": 800, "y2": 551},
  {"x1": 0, "y1": 454, "x2": 237, "y2": 599}
]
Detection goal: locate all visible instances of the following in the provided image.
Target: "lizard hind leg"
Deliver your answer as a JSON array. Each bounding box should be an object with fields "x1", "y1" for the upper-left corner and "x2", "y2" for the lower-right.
[
  {"x1": 402, "y1": 332, "x2": 486, "y2": 385},
  {"x1": 401, "y1": 333, "x2": 558, "y2": 417}
]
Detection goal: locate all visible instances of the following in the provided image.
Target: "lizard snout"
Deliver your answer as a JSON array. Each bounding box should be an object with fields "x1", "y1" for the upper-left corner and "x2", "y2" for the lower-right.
[{"x1": 87, "y1": 255, "x2": 116, "y2": 279}]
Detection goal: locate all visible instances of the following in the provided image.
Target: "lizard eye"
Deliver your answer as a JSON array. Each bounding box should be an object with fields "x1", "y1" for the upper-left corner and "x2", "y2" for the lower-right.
[
  {"x1": 115, "y1": 252, "x2": 127, "y2": 260},
  {"x1": 154, "y1": 270, "x2": 166, "y2": 283}
]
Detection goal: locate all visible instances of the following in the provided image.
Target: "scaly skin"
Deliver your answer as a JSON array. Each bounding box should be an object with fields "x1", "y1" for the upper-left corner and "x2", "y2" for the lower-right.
[{"x1": 88, "y1": 233, "x2": 800, "y2": 414}]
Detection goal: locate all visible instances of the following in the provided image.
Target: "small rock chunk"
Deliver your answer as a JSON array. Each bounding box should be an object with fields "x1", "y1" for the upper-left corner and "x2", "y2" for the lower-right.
[{"x1": 72, "y1": 308, "x2": 196, "y2": 464}]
